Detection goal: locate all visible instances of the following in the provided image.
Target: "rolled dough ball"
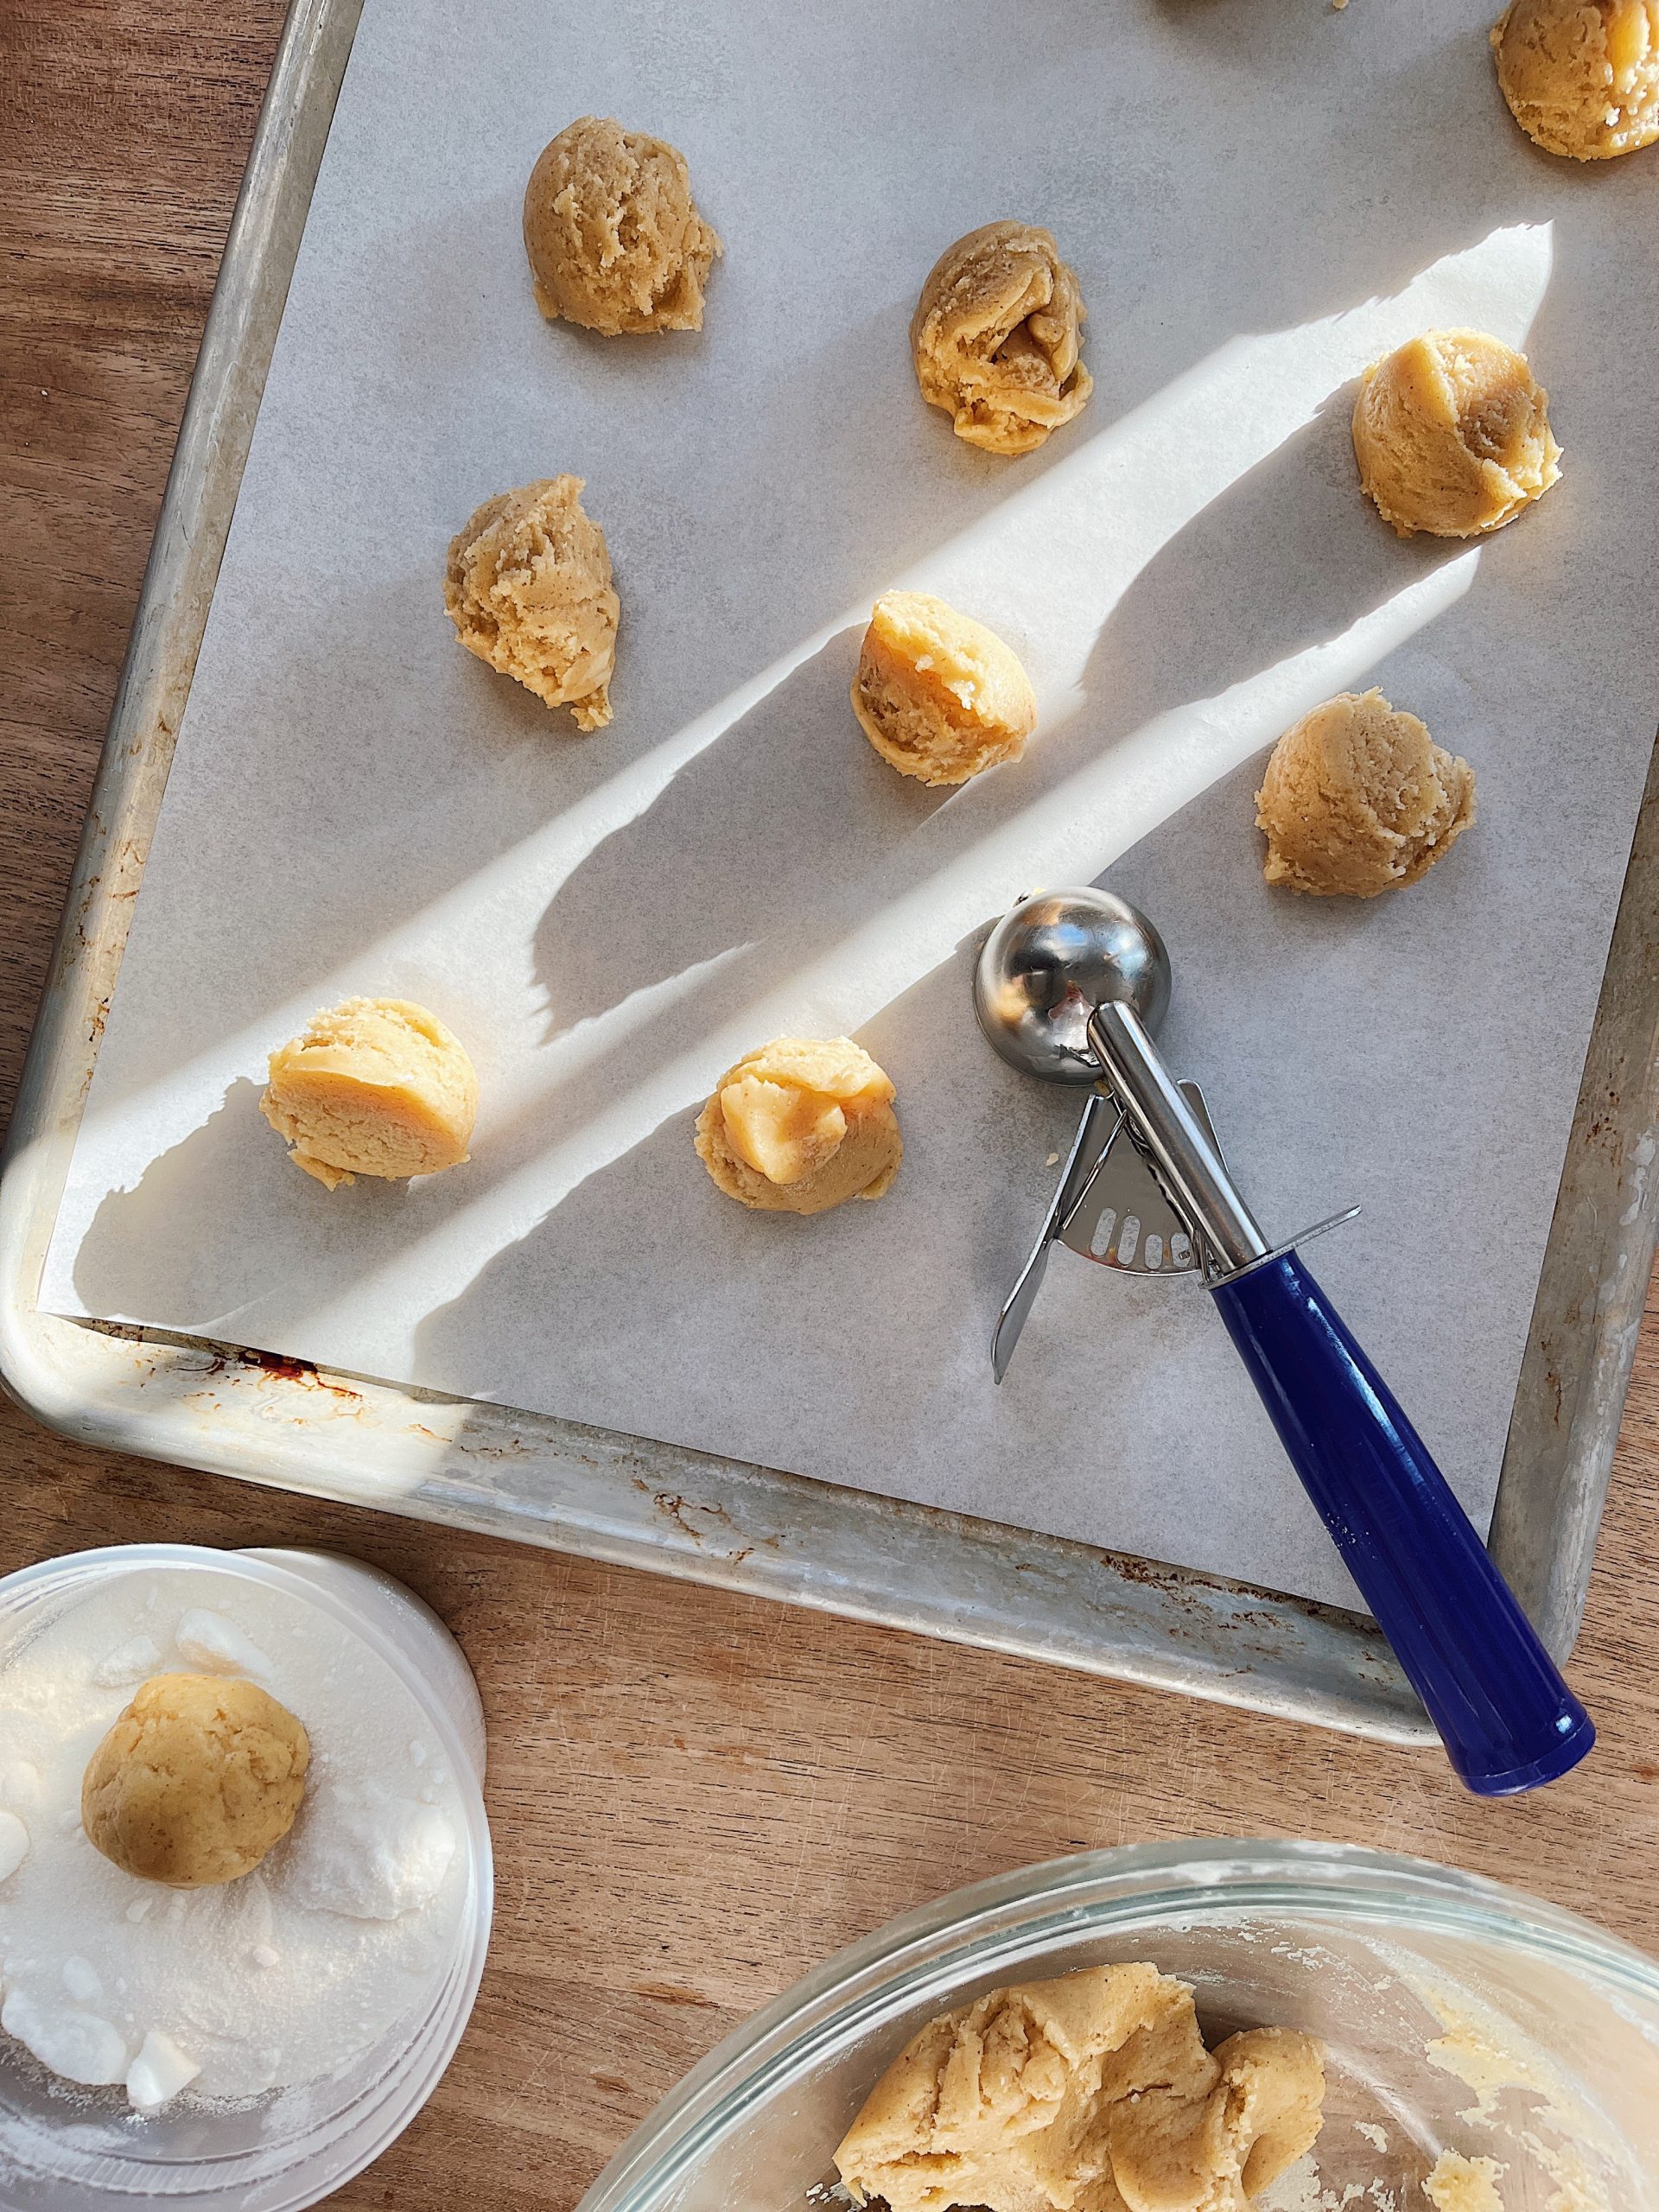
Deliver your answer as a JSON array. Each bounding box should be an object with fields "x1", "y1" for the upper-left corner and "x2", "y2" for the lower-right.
[
  {"x1": 695, "y1": 1038, "x2": 901, "y2": 1216},
  {"x1": 261, "y1": 996, "x2": 478, "y2": 1190},
  {"x1": 524, "y1": 116, "x2": 721, "y2": 335},
  {"x1": 445, "y1": 476, "x2": 619, "y2": 730},
  {"x1": 1492, "y1": 0, "x2": 1659, "y2": 159},
  {"x1": 81, "y1": 1674, "x2": 309, "y2": 1889},
  {"x1": 1255, "y1": 690, "x2": 1475, "y2": 898},
  {"x1": 835, "y1": 1963, "x2": 1325, "y2": 2212},
  {"x1": 1352, "y1": 330, "x2": 1560, "y2": 538},
  {"x1": 911, "y1": 220, "x2": 1092, "y2": 456},
  {"x1": 852, "y1": 592, "x2": 1036, "y2": 786}
]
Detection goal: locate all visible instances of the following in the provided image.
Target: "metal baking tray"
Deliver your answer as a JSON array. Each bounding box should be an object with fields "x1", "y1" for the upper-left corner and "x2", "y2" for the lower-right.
[{"x1": 3, "y1": 0, "x2": 1657, "y2": 1746}]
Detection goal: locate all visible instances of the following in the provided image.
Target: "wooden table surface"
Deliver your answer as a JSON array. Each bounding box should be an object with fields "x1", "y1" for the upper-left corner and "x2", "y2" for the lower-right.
[{"x1": 3, "y1": 5, "x2": 1657, "y2": 2206}]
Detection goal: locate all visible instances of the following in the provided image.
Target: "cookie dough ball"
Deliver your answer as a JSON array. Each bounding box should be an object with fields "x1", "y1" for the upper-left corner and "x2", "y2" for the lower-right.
[
  {"x1": 445, "y1": 476, "x2": 618, "y2": 729},
  {"x1": 852, "y1": 592, "x2": 1036, "y2": 787},
  {"x1": 696, "y1": 1038, "x2": 901, "y2": 1215},
  {"x1": 1255, "y1": 690, "x2": 1475, "y2": 898},
  {"x1": 82, "y1": 1674, "x2": 309, "y2": 1889},
  {"x1": 524, "y1": 116, "x2": 721, "y2": 335},
  {"x1": 911, "y1": 221, "x2": 1092, "y2": 456},
  {"x1": 1492, "y1": 0, "x2": 1659, "y2": 159},
  {"x1": 261, "y1": 996, "x2": 478, "y2": 1190},
  {"x1": 1352, "y1": 330, "x2": 1560, "y2": 538}
]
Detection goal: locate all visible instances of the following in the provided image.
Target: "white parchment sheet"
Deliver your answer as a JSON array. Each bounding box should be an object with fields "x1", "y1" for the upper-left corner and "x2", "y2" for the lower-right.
[{"x1": 42, "y1": 0, "x2": 1659, "y2": 1611}]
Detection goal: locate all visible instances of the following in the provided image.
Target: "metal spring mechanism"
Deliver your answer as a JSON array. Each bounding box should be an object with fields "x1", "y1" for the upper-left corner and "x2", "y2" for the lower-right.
[
  {"x1": 980, "y1": 900, "x2": 1358, "y2": 1381},
  {"x1": 1084, "y1": 1002, "x2": 1268, "y2": 1275}
]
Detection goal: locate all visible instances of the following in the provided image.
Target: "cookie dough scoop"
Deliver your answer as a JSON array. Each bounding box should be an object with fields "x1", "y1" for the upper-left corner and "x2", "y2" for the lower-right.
[
  {"x1": 1492, "y1": 0, "x2": 1659, "y2": 159},
  {"x1": 524, "y1": 117, "x2": 721, "y2": 334},
  {"x1": 261, "y1": 996, "x2": 477, "y2": 1189},
  {"x1": 975, "y1": 888, "x2": 1594, "y2": 1796},
  {"x1": 1256, "y1": 690, "x2": 1475, "y2": 897},
  {"x1": 911, "y1": 221, "x2": 1092, "y2": 455},
  {"x1": 445, "y1": 476, "x2": 618, "y2": 730},
  {"x1": 696, "y1": 1038, "x2": 900, "y2": 1214},
  {"x1": 852, "y1": 592, "x2": 1036, "y2": 785},
  {"x1": 1352, "y1": 331, "x2": 1560, "y2": 539}
]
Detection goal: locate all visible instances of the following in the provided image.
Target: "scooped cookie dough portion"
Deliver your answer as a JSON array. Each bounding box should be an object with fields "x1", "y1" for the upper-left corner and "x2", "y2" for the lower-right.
[
  {"x1": 82, "y1": 1674, "x2": 309, "y2": 1889},
  {"x1": 1352, "y1": 330, "x2": 1560, "y2": 538},
  {"x1": 1492, "y1": 0, "x2": 1659, "y2": 159},
  {"x1": 1256, "y1": 689, "x2": 1475, "y2": 897},
  {"x1": 911, "y1": 221, "x2": 1091, "y2": 455},
  {"x1": 261, "y1": 997, "x2": 478, "y2": 1189},
  {"x1": 835, "y1": 1963, "x2": 1325, "y2": 2212},
  {"x1": 524, "y1": 116, "x2": 721, "y2": 334},
  {"x1": 445, "y1": 476, "x2": 618, "y2": 730},
  {"x1": 852, "y1": 592, "x2": 1036, "y2": 786},
  {"x1": 696, "y1": 1038, "x2": 900, "y2": 1216}
]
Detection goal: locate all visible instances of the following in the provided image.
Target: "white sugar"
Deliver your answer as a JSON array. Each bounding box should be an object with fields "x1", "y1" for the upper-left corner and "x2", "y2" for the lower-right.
[
  {"x1": 0, "y1": 1811, "x2": 28, "y2": 1884},
  {"x1": 0, "y1": 1567, "x2": 466, "y2": 2112},
  {"x1": 90, "y1": 1635, "x2": 163, "y2": 1688}
]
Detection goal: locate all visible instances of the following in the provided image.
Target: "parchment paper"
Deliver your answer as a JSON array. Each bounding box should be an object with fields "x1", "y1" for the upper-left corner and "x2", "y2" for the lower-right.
[{"x1": 41, "y1": 0, "x2": 1659, "y2": 1611}]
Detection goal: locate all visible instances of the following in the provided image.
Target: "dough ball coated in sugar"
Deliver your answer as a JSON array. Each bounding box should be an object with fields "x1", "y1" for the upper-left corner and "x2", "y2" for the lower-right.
[
  {"x1": 1492, "y1": 0, "x2": 1659, "y2": 159},
  {"x1": 82, "y1": 1674, "x2": 309, "y2": 1889},
  {"x1": 696, "y1": 1039, "x2": 901, "y2": 1216},
  {"x1": 852, "y1": 592, "x2": 1036, "y2": 786},
  {"x1": 261, "y1": 997, "x2": 478, "y2": 1189},
  {"x1": 1255, "y1": 690, "x2": 1475, "y2": 898},
  {"x1": 1352, "y1": 330, "x2": 1560, "y2": 538},
  {"x1": 524, "y1": 116, "x2": 721, "y2": 335},
  {"x1": 911, "y1": 221, "x2": 1091, "y2": 455},
  {"x1": 445, "y1": 476, "x2": 618, "y2": 729}
]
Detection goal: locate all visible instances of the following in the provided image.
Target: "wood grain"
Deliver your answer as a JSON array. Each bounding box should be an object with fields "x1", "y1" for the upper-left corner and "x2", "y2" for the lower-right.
[{"x1": 2, "y1": 7, "x2": 1657, "y2": 2208}]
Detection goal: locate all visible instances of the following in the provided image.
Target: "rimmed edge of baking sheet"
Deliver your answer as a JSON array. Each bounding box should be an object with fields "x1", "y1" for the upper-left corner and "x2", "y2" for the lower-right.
[{"x1": 3, "y1": 0, "x2": 1655, "y2": 1744}]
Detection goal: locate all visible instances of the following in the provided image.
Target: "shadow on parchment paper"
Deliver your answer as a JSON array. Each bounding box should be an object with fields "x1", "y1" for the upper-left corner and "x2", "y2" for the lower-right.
[
  {"x1": 1075, "y1": 386, "x2": 1471, "y2": 747},
  {"x1": 406, "y1": 925, "x2": 1052, "y2": 1427},
  {"x1": 526, "y1": 387, "x2": 1470, "y2": 1070},
  {"x1": 86, "y1": 164, "x2": 1562, "y2": 1117},
  {"x1": 73, "y1": 1083, "x2": 387, "y2": 1334},
  {"x1": 70, "y1": 1078, "x2": 480, "y2": 1345},
  {"x1": 407, "y1": 753, "x2": 1351, "y2": 1451},
  {"x1": 404, "y1": 406, "x2": 1484, "y2": 1421},
  {"x1": 531, "y1": 623, "x2": 946, "y2": 1039},
  {"x1": 67, "y1": 32, "x2": 1579, "y2": 1339},
  {"x1": 66, "y1": 296, "x2": 1512, "y2": 1360}
]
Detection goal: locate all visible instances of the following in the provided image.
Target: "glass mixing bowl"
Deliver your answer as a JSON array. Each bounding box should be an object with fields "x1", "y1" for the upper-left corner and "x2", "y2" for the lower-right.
[{"x1": 578, "y1": 1839, "x2": 1659, "y2": 2212}]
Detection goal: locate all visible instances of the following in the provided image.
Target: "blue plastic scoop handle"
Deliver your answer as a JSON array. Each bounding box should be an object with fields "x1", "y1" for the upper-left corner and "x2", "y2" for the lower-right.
[{"x1": 1211, "y1": 1250, "x2": 1594, "y2": 1795}]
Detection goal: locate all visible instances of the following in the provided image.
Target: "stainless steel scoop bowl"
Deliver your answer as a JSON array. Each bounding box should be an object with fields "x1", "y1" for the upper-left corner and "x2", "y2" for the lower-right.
[{"x1": 973, "y1": 888, "x2": 1171, "y2": 1084}]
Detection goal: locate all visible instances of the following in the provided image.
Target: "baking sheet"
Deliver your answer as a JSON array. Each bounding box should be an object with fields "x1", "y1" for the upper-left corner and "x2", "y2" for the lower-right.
[{"x1": 40, "y1": 0, "x2": 1659, "y2": 1612}]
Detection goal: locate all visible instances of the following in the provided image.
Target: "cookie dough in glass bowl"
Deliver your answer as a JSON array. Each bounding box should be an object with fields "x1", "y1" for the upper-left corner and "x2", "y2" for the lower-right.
[{"x1": 575, "y1": 1840, "x2": 1659, "y2": 2212}]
